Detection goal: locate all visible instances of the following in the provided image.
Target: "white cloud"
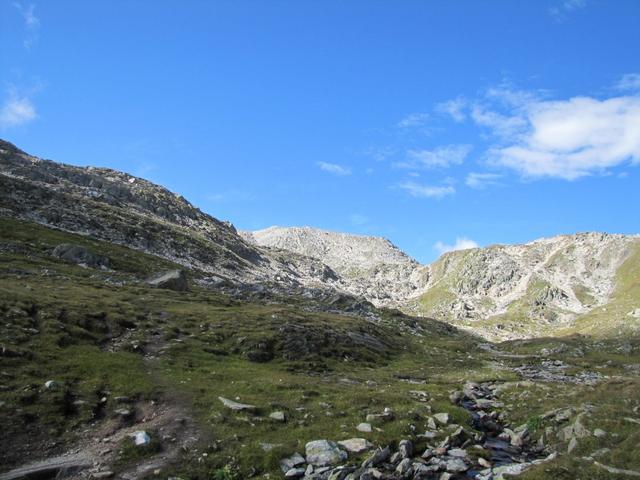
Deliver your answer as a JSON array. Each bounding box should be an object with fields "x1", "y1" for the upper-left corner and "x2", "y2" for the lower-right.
[
  {"x1": 405, "y1": 144, "x2": 471, "y2": 169},
  {"x1": 13, "y1": 2, "x2": 40, "y2": 50},
  {"x1": 465, "y1": 172, "x2": 502, "y2": 189},
  {"x1": 398, "y1": 112, "x2": 430, "y2": 128},
  {"x1": 616, "y1": 74, "x2": 640, "y2": 93},
  {"x1": 317, "y1": 161, "x2": 352, "y2": 176},
  {"x1": 471, "y1": 104, "x2": 528, "y2": 139},
  {"x1": 487, "y1": 95, "x2": 640, "y2": 179},
  {"x1": 399, "y1": 181, "x2": 455, "y2": 199},
  {"x1": 434, "y1": 237, "x2": 479, "y2": 255},
  {"x1": 435, "y1": 98, "x2": 467, "y2": 122},
  {"x1": 0, "y1": 93, "x2": 37, "y2": 128}
]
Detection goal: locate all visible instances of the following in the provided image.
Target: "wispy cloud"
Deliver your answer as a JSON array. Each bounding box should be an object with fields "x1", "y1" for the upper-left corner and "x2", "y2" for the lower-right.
[
  {"x1": 0, "y1": 90, "x2": 37, "y2": 128},
  {"x1": 549, "y1": 0, "x2": 587, "y2": 20},
  {"x1": 13, "y1": 2, "x2": 40, "y2": 50},
  {"x1": 434, "y1": 237, "x2": 479, "y2": 255},
  {"x1": 317, "y1": 161, "x2": 352, "y2": 176},
  {"x1": 616, "y1": 73, "x2": 640, "y2": 93},
  {"x1": 398, "y1": 112, "x2": 430, "y2": 128},
  {"x1": 435, "y1": 98, "x2": 467, "y2": 122},
  {"x1": 403, "y1": 144, "x2": 472, "y2": 169},
  {"x1": 398, "y1": 181, "x2": 455, "y2": 199},
  {"x1": 465, "y1": 172, "x2": 502, "y2": 189}
]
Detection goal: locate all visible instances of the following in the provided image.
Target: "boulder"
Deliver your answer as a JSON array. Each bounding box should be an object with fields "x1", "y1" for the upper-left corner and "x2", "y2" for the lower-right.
[
  {"x1": 52, "y1": 244, "x2": 110, "y2": 269},
  {"x1": 434, "y1": 413, "x2": 450, "y2": 425},
  {"x1": 305, "y1": 440, "x2": 348, "y2": 467},
  {"x1": 218, "y1": 396, "x2": 256, "y2": 412},
  {"x1": 147, "y1": 269, "x2": 189, "y2": 291},
  {"x1": 338, "y1": 438, "x2": 374, "y2": 454}
]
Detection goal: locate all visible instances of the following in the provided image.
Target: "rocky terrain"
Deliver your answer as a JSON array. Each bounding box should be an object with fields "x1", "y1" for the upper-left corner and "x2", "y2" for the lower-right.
[
  {"x1": 242, "y1": 226, "x2": 428, "y2": 305},
  {"x1": 408, "y1": 233, "x2": 640, "y2": 340},
  {"x1": 242, "y1": 225, "x2": 640, "y2": 340}
]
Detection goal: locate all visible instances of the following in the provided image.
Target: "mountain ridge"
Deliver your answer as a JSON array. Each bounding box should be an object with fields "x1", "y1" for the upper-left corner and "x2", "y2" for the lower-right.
[{"x1": 2, "y1": 138, "x2": 639, "y2": 340}]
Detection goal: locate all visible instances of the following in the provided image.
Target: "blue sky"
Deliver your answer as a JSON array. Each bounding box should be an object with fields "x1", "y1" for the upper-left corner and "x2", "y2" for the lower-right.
[{"x1": 1, "y1": 1, "x2": 639, "y2": 263}]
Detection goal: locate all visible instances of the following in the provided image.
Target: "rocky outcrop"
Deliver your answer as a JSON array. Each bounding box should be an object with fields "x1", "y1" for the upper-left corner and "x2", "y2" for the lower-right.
[
  {"x1": 241, "y1": 226, "x2": 429, "y2": 305},
  {"x1": 408, "y1": 233, "x2": 639, "y2": 339}
]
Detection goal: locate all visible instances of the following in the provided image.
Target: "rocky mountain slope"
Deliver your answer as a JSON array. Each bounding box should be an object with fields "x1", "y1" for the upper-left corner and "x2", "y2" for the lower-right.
[
  {"x1": 242, "y1": 226, "x2": 428, "y2": 305},
  {"x1": 0, "y1": 140, "x2": 348, "y2": 297},
  {"x1": 2, "y1": 138, "x2": 639, "y2": 340},
  {"x1": 408, "y1": 233, "x2": 640, "y2": 339}
]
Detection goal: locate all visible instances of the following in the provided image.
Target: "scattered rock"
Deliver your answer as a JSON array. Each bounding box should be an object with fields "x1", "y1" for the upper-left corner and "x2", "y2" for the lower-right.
[
  {"x1": 305, "y1": 440, "x2": 347, "y2": 467},
  {"x1": 280, "y1": 452, "x2": 306, "y2": 473},
  {"x1": 433, "y1": 412, "x2": 450, "y2": 425},
  {"x1": 337, "y1": 438, "x2": 373, "y2": 454},
  {"x1": 357, "y1": 422, "x2": 372, "y2": 433},
  {"x1": 269, "y1": 411, "x2": 286, "y2": 422},
  {"x1": 218, "y1": 396, "x2": 256, "y2": 412}
]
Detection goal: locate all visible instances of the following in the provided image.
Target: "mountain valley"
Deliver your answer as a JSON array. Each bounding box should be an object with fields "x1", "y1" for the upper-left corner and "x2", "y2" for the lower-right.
[{"x1": 1, "y1": 140, "x2": 640, "y2": 480}]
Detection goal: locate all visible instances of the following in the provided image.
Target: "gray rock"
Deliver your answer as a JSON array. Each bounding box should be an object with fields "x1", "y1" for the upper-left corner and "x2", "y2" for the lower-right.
[
  {"x1": 132, "y1": 431, "x2": 150, "y2": 446},
  {"x1": 284, "y1": 468, "x2": 305, "y2": 478},
  {"x1": 92, "y1": 472, "x2": 114, "y2": 479},
  {"x1": 434, "y1": 413, "x2": 450, "y2": 425},
  {"x1": 395, "y1": 458, "x2": 413, "y2": 477},
  {"x1": 305, "y1": 440, "x2": 348, "y2": 467},
  {"x1": 269, "y1": 411, "x2": 286, "y2": 422},
  {"x1": 44, "y1": 380, "x2": 57, "y2": 390},
  {"x1": 446, "y1": 457, "x2": 468, "y2": 473},
  {"x1": 567, "y1": 437, "x2": 577, "y2": 453},
  {"x1": 593, "y1": 428, "x2": 607, "y2": 438},
  {"x1": 337, "y1": 438, "x2": 373, "y2": 454},
  {"x1": 218, "y1": 396, "x2": 256, "y2": 412},
  {"x1": 280, "y1": 452, "x2": 306, "y2": 473},
  {"x1": 398, "y1": 439, "x2": 413, "y2": 459},
  {"x1": 147, "y1": 269, "x2": 189, "y2": 291},
  {"x1": 52, "y1": 244, "x2": 110, "y2": 269},
  {"x1": 362, "y1": 446, "x2": 391, "y2": 468},
  {"x1": 357, "y1": 422, "x2": 372, "y2": 433},
  {"x1": 447, "y1": 448, "x2": 468, "y2": 459}
]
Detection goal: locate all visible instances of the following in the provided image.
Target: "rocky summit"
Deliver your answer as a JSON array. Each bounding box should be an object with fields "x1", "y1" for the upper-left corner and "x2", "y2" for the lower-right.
[{"x1": 1, "y1": 139, "x2": 640, "y2": 480}]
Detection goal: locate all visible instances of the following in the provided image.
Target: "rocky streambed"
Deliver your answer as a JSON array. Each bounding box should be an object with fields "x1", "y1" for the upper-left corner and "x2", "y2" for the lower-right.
[{"x1": 279, "y1": 380, "x2": 555, "y2": 480}]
